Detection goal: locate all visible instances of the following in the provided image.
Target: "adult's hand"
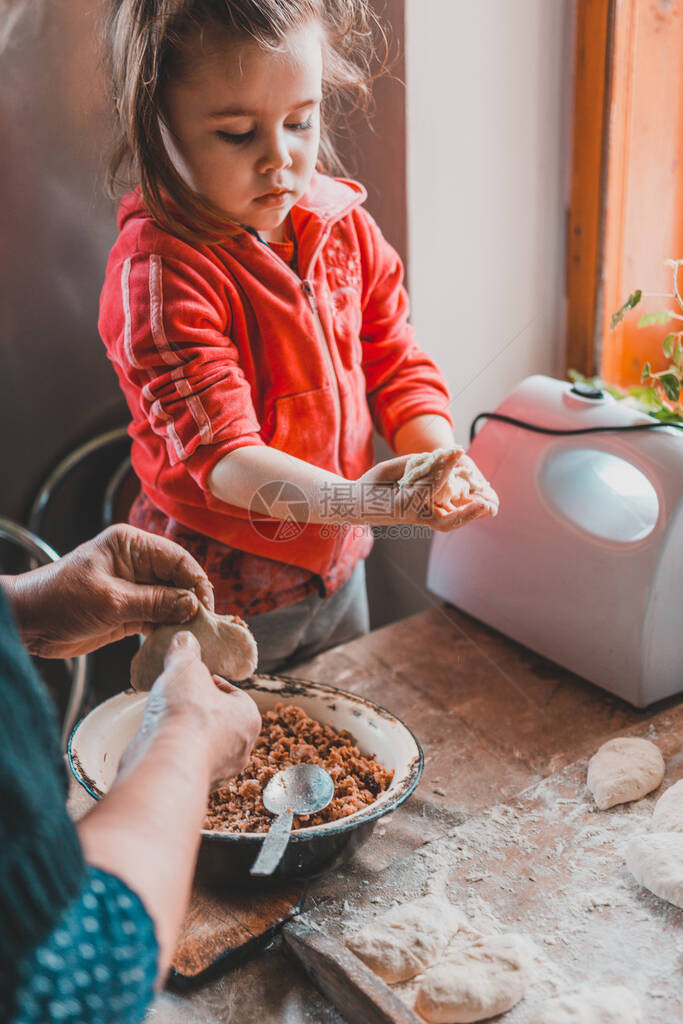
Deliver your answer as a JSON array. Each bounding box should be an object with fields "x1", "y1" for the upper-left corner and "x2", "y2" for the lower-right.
[
  {"x1": 121, "y1": 631, "x2": 262, "y2": 787},
  {"x1": 78, "y1": 631, "x2": 261, "y2": 984},
  {"x1": 2, "y1": 524, "x2": 214, "y2": 658}
]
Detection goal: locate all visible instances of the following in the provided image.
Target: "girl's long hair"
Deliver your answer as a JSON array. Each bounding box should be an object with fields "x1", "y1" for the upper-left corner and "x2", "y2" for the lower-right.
[{"x1": 103, "y1": 0, "x2": 386, "y2": 243}]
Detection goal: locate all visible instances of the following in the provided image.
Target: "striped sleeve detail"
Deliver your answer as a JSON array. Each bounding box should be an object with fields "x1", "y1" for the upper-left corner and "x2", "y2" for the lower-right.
[
  {"x1": 140, "y1": 382, "x2": 187, "y2": 461},
  {"x1": 148, "y1": 254, "x2": 182, "y2": 366},
  {"x1": 148, "y1": 256, "x2": 214, "y2": 447},
  {"x1": 117, "y1": 250, "x2": 263, "y2": 474},
  {"x1": 121, "y1": 258, "x2": 142, "y2": 370},
  {"x1": 170, "y1": 365, "x2": 214, "y2": 444}
]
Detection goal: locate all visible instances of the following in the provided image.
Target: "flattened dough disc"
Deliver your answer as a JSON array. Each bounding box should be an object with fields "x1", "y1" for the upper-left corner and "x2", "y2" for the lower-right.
[{"x1": 131, "y1": 605, "x2": 257, "y2": 688}]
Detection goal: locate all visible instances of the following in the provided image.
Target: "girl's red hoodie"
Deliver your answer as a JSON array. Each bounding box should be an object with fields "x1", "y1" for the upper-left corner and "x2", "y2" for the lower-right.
[{"x1": 98, "y1": 173, "x2": 453, "y2": 575}]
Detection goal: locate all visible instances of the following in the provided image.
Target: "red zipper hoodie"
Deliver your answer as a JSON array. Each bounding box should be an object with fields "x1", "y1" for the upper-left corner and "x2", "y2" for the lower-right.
[{"x1": 98, "y1": 173, "x2": 453, "y2": 575}]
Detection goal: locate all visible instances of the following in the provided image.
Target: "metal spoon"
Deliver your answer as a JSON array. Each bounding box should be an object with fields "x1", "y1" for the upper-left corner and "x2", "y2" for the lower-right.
[{"x1": 250, "y1": 764, "x2": 334, "y2": 877}]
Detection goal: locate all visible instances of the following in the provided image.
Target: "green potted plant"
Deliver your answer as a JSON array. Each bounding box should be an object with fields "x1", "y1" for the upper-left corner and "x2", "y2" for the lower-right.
[{"x1": 571, "y1": 258, "x2": 683, "y2": 423}]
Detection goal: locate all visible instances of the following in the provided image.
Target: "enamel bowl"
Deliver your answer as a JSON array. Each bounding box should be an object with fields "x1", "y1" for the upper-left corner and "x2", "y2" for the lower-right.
[{"x1": 68, "y1": 674, "x2": 423, "y2": 886}]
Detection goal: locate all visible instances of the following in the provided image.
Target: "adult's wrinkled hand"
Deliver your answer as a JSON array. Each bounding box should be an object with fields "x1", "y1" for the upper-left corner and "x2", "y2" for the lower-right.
[
  {"x1": 6, "y1": 524, "x2": 214, "y2": 658},
  {"x1": 124, "y1": 631, "x2": 262, "y2": 788}
]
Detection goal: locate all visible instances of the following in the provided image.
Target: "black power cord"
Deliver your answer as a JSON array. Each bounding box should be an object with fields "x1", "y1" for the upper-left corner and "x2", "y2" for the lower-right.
[{"x1": 469, "y1": 412, "x2": 683, "y2": 445}]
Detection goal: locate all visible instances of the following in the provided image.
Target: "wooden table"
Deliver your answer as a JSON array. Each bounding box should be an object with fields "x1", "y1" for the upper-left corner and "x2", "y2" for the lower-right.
[{"x1": 76, "y1": 604, "x2": 681, "y2": 1022}]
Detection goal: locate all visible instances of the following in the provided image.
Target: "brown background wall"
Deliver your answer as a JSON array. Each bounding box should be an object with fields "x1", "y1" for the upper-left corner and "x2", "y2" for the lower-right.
[
  {"x1": 337, "y1": 0, "x2": 407, "y2": 264},
  {"x1": 0, "y1": 5, "x2": 129, "y2": 525}
]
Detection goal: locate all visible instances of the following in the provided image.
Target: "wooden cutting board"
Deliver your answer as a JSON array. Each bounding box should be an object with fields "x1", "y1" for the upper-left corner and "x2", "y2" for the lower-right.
[
  {"x1": 66, "y1": 718, "x2": 308, "y2": 990},
  {"x1": 169, "y1": 880, "x2": 307, "y2": 988},
  {"x1": 282, "y1": 921, "x2": 422, "y2": 1024}
]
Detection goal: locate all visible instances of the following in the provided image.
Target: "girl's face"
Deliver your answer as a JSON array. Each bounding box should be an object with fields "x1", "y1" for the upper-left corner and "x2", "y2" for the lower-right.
[{"x1": 163, "y1": 23, "x2": 323, "y2": 242}]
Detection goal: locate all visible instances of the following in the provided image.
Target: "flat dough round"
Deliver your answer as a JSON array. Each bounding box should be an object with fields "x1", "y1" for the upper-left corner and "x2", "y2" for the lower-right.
[
  {"x1": 529, "y1": 985, "x2": 642, "y2": 1023},
  {"x1": 651, "y1": 778, "x2": 683, "y2": 833},
  {"x1": 130, "y1": 605, "x2": 257, "y2": 689},
  {"x1": 626, "y1": 832, "x2": 683, "y2": 909},
  {"x1": 345, "y1": 895, "x2": 474, "y2": 984},
  {"x1": 586, "y1": 737, "x2": 664, "y2": 810},
  {"x1": 414, "y1": 933, "x2": 531, "y2": 1024}
]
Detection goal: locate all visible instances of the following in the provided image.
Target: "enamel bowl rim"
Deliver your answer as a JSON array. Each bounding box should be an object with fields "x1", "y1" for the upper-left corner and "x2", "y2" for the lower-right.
[{"x1": 68, "y1": 673, "x2": 424, "y2": 843}]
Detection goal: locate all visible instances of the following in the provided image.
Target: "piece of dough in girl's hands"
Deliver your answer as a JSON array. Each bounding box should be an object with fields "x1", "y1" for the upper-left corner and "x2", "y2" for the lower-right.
[
  {"x1": 345, "y1": 895, "x2": 476, "y2": 983},
  {"x1": 398, "y1": 448, "x2": 499, "y2": 520},
  {"x1": 131, "y1": 605, "x2": 257, "y2": 688},
  {"x1": 414, "y1": 933, "x2": 533, "y2": 1023},
  {"x1": 586, "y1": 737, "x2": 664, "y2": 810}
]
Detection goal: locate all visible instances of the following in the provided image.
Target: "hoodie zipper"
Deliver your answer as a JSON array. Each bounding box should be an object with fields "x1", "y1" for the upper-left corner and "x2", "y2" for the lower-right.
[
  {"x1": 300, "y1": 275, "x2": 342, "y2": 470},
  {"x1": 251, "y1": 227, "x2": 343, "y2": 474},
  {"x1": 300, "y1": 230, "x2": 343, "y2": 473},
  {"x1": 247, "y1": 224, "x2": 362, "y2": 561}
]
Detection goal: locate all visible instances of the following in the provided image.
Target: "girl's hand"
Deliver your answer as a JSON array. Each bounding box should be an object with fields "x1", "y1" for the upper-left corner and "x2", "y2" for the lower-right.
[
  {"x1": 357, "y1": 452, "x2": 498, "y2": 533},
  {"x1": 4, "y1": 525, "x2": 215, "y2": 659},
  {"x1": 356, "y1": 454, "x2": 414, "y2": 488},
  {"x1": 121, "y1": 631, "x2": 262, "y2": 788},
  {"x1": 430, "y1": 451, "x2": 500, "y2": 524},
  {"x1": 427, "y1": 495, "x2": 498, "y2": 532}
]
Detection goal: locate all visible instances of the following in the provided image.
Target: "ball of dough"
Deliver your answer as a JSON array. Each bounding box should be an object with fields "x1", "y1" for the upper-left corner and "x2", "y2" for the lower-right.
[
  {"x1": 586, "y1": 737, "x2": 664, "y2": 810},
  {"x1": 398, "y1": 448, "x2": 464, "y2": 489},
  {"x1": 529, "y1": 985, "x2": 642, "y2": 1023},
  {"x1": 345, "y1": 895, "x2": 474, "y2": 984},
  {"x1": 651, "y1": 778, "x2": 683, "y2": 833},
  {"x1": 130, "y1": 604, "x2": 257, "y2": 689},
  {"x1": 414, "y1": 933, "x2": 532, "y2": 1024},
  {"x1": 626, "y1": 832, "x2": 683, "y2": 910},
  {"x1": 397, "y1": 448, "x2": 498, "y2": 518}
]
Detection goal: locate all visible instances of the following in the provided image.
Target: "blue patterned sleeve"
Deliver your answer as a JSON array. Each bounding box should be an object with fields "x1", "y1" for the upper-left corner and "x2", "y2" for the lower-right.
[{"x1": 11, "y1": 867, "x2": 159, "y2": 1024}]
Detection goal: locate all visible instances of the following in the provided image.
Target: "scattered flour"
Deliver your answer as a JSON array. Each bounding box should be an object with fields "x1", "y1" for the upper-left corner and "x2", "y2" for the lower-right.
[
  {"x1": 528, "y1": 984, "x2": 642, "y2": 1023},
  {"x1": 304, "y1": 731, "x2": 682, "y2": 1023}
]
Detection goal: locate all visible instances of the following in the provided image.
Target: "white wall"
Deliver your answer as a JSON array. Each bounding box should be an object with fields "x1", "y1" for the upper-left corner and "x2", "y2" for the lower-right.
[{"x1": 367, "y1": 0, "x2": 575, "y2": 626}]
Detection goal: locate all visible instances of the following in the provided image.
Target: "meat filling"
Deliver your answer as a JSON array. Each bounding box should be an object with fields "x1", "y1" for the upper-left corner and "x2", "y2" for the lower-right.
[{"x1": 204, "y1": 702, "x2": 394, "y2": 833}]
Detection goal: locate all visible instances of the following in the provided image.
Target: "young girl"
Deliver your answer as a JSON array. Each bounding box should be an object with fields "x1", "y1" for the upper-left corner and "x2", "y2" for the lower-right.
[{"x1": 99, "y1": 0, "x2": 496, "y2": 673}]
